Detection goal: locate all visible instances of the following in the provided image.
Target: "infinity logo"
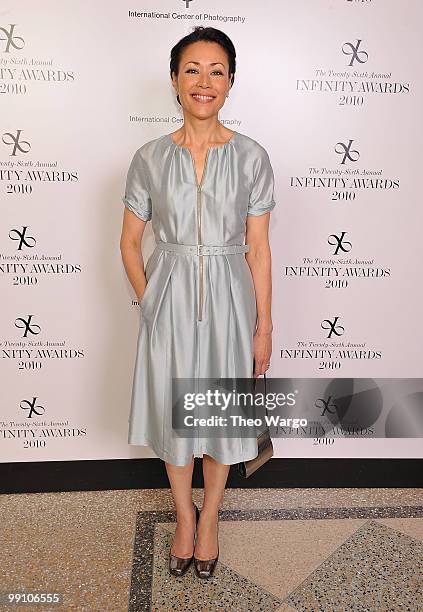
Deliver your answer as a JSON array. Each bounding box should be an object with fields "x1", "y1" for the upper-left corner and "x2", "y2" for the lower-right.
[
  {"x1": 181, "y1": 0, "x2": 193, "y2": 7},
  {"x1": 327, "y1": 231, "x2": 352, "y2": 255},
  {"x1": 15, "y1": 314, "x2": 41, "y2": 338},
  {"x1": 321, "y1": 316, "x2": 345, "y2": 339},
  {"x1": 0, "y1": 24, "x2": 25, "y2": 53},
  {"x1": 315, "y1": 395, "x2": 338, "y2": 417},
  {"x1": 342, "y1": 39, "x2": 368, "y2": 67},
  {"x1": 335, "y1": 139, "x2": 359, "y2": 165},
  {"x1": 9, "y1": 226, "x2": 36, "y2": 250},
  {"x1": 20, "y1": 397, "x2": 45, "y2": 418},
  {"x1": 2, "y1": 130, "x2": 31, "y2": 156}
]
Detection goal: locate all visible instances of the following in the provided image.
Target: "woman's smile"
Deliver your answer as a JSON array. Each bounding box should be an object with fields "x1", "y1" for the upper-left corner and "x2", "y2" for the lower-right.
[{"x1": 191, "y1": 93, "x2": 216, "y2": 103}]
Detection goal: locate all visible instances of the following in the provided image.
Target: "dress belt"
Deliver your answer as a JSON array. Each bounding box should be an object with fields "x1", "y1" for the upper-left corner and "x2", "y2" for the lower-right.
[{"x1": 156, "y1": 241, "x2": 250, "y2": 256}]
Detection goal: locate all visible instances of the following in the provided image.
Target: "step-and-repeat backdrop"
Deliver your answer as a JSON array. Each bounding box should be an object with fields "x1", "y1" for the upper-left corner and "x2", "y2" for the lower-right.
[{"x1": 2, "y1": 0, "x2": 422, "y2": 462}]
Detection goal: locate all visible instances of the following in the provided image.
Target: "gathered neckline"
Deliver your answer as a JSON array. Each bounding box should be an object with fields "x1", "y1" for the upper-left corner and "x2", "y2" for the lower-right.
[{"x1": 168, "y1": 131, "x2": 237, "y2": 150}]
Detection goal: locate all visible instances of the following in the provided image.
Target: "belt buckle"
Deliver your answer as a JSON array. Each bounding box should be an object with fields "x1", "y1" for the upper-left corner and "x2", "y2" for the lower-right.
[{"x1": 196, "y1": 244, "x2": 203, "y2": 256}]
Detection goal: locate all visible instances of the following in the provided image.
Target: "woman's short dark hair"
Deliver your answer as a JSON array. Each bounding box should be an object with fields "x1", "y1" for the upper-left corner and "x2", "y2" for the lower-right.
[{"x1": 170, "y1": 26, "x2": 236, "y2": 106}]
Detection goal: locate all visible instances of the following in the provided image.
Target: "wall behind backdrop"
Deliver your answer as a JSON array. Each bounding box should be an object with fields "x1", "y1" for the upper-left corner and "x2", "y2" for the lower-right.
[{"x1": 2, "y1": 0, "x2": 422, "y2": 463}]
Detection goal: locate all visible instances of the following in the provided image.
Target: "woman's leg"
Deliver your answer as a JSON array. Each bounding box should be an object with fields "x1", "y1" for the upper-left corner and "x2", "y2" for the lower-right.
[
  {"x1": 165, "y1": 456, "x2": 197, "y2": 557},
  {"x1": 194, "y1": 454, "x2": 230, "y2": 559}
]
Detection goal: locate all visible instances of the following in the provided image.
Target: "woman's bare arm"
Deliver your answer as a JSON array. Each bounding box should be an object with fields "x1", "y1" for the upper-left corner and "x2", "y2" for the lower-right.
[
  {"x1": 120, "y1": 208, "x2": 148, "y2": 302},
  {"x1": 245, "y1": 212, "x2": 273, "y2": 376}
]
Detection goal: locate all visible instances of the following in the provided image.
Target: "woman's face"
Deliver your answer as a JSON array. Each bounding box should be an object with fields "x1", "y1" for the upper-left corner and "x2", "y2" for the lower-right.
[{"x1": 172, "y1": 41, "x2": 232, "y2": 117}]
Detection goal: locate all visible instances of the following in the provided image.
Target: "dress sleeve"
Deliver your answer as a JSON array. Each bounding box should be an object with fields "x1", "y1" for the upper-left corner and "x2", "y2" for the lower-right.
[
  {"x1": 122, "y1": 149, "x2": 152, "y2": 222},
  {"x1": 247, "y1": 146, "x2": 276, "y2": 216}
]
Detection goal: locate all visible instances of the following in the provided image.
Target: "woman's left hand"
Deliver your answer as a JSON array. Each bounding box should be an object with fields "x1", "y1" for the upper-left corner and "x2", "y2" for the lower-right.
[{"x1": 253, "y1": 330, "x2": 272, "y2": 377}]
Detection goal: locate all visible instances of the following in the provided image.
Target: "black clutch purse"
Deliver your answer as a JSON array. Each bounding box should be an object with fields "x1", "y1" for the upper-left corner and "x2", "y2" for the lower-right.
[{"x1": 237, "y1": 366, "x2": 274, "y2": 478}]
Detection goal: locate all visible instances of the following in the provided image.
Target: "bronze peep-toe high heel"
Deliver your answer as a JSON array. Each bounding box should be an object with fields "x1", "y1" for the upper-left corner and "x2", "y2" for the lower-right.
[
  {"x1": 194, "y1": 513, "x2": 219, "y2": 579},
  {"x1": 169, "y1": 502, "x2": 200, "y2": 577}
]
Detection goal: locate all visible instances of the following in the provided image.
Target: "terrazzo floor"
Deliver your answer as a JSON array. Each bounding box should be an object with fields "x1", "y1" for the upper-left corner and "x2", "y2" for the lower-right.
[{"x1": 0, "y1": 487, "x2": 422, "y2": 611}]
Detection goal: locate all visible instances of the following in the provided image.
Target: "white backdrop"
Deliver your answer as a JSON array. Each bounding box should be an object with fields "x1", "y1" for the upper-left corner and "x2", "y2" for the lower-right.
[{"x1": 2, "y1": 0, "x2": 422, "y2": 462}]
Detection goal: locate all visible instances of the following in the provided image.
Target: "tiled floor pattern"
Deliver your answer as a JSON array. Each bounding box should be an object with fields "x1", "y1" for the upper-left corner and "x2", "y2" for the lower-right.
[
  {"x1": 131, "y1": 507, "x2": 422, "y2": 612},
  {"x1": 0, "y1": 488, "x2": 421, "y2": 611}
]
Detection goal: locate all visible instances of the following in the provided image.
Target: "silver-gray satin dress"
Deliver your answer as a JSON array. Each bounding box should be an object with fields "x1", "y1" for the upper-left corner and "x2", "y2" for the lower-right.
[{"x1": 122, "y1": 130, "x2": 276, "y2": 466}]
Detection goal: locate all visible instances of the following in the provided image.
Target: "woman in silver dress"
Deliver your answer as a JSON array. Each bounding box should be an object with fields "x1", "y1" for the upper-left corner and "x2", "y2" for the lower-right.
[{"x1": 120, "y1": 26, "x2": 275, "y2": 579}]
